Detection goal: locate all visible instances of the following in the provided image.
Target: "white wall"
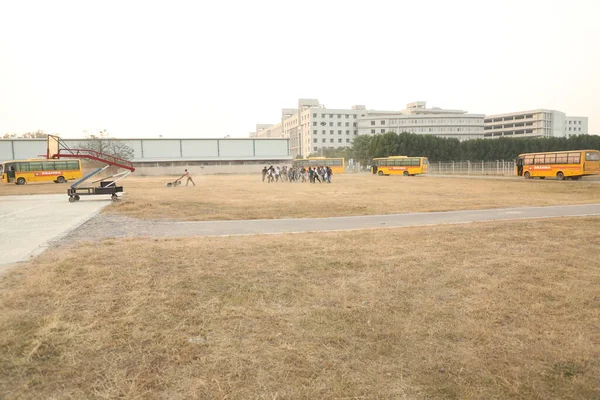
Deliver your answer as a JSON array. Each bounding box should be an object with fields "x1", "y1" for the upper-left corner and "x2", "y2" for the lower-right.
[
  {"x1": 133, "y1": 163, "x2": 291, "y2": 176},
  {"x1": 219, "y1": 140, "x2": 254, "y2": 157},
  {"x1": 0, "y1": 141, "x2": 13, "y2": 161},
  {"x1": 0, "y1": 138, "x2": 290, "y2": 163},
  {"x1": 181, "y1": 140, "x2": 219, "y2": 157},
  {"x1": 142, "y1": 140, "x2": 181, "y2": 158},
  {"x1": 255, "y1": 139, "x2": 288, "y2": 156},
  {"x1": 13, "y1": 140, "x2": 46, "y2": 160}
]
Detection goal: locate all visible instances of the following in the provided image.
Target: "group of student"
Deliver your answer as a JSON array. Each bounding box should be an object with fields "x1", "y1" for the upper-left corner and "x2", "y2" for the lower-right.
[{"x1": 261, "y1": 165, "x2": 334, "y2": 183}]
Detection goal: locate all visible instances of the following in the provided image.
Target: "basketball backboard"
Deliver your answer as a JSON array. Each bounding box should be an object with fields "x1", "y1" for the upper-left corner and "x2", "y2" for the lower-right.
[{"x1": 47, "y1": 135, "x2": 60, "y2": 159}]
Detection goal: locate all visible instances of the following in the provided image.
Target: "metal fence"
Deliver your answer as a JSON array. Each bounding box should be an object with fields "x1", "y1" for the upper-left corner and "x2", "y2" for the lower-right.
[{"x1": 428, "y1": 160, "x2": 516, "y2": 176}]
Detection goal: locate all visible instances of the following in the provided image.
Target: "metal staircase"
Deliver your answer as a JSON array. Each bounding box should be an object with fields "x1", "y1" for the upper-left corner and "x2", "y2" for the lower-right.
[{"x1": 46, "y1": 135, "x2": 135, "y2": 202}]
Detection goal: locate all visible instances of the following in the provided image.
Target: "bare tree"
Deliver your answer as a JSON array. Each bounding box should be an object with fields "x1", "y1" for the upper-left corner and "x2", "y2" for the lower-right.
[
  {"x1": 78, "y1": 129, "x2": 134, "y2": 161},
  {"x1": 3, "y1": 130, "x2": 49, "y2": 139}
]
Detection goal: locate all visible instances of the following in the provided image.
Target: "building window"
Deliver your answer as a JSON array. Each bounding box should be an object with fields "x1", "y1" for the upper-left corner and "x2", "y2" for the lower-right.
[
  {"x1": 381, "y1": 129, "x2": 385, "y2": 133},
  {"x1": 346, "y1": 130, "x2": 350, "y2": 134},
  {"x1": 313, "y1": 130, "x2": 317, "y2": 134},
  {"x1": 353, "y1": 115, "x2": 357, "y2": 119},
  {"x1": 579, "y1": 127, "x2": 582, "y2": 131},
  {"x1": 329, "y1": 122, "x2": 333, "y2": 126},
  {"x1": 381, "y1": 121, "x2": 385, "y2": 125},
  {"x1": 337, "y1": 114, "x2": 341, "y2": 118},
  {"x1": 345, "y1": 114, "x2": 349, "y2": 118},
  {"x1": 353, "y1": 122, "x2": 357, "y2": 127},
  {"x1": 371, "y1": 121, "x2": 375, "y2": 125},
  {"x1": 330, "y1": 138, "x2": 334, "y2": 143},
  {"x1": 579, "y1": 121, "x2": 581, "y2": 124},
  {"x1": 345, "y1": 122, "x2": 349, "y2": 127},
  {"x1": 329, "y1": 114, "x2": 333, "y2": 118},
  {"x1": 338, "y1": 138, "x2": 342, "y2": 143},
  {"x1": 338, "y1": 122, "x2": 342, "y2": 126},
  {"x1": 338, "y1": 130, "x2": 342, "y2": 134},
  {"x1": 314, "y1": 147, "x2": 318, "y2": 151},
  {"x1": 313, "y1": 122, "x2": 317, "y2": 126},
  {"x1": 313, "y1": 138, "x2": 317, "y2": 143},
  {"x1": 330, "y1": 130, "x2": 334, "y2": 134},
  {"x1": 313, "y1": 113, "x2": 317, "y2": 118},
  {"x1": 371, "y1": 129, "x2": 375, "y2": 134},
  {"x1": 354, "y1": 131, "x2": 358, "y2": 135},
  {"x1": 346, "y1": 138, "x2": 350, "y2": 143},
  {"x1": 322, "y1": 138, "x2": 326, "y2": 143},
  {"x1": 569, "y1": 127, "x2": 571, "y2": 131},
  {"x1": 322, "y1": 130, "x2": 326, "y2": 134}
]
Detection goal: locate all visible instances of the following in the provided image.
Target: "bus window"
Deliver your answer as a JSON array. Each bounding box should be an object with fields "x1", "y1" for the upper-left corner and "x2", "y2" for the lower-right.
[
  {"x1": 545, "y1": 154, "x2": 556, "y2": 164},
  {"x1": 534, "y1": 155, "x2": 545, "y2": 164},
  {"x1": 556, "y1": 153, "x2": 568, "y2": 163},
  {"x1": 586, "y1": 152, "x2": 600, "y2": 161},
  {"x1": 568, "y1": 153, "x2": 580, "y2": 164}
]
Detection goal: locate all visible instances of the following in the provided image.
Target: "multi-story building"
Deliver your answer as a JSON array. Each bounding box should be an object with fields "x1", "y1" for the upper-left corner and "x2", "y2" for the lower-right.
[
  {"x1": 280, "y1": 99, "x2": 362, "y2": 158},
  {"x1": 564, "y1": 116, "x2": 588, "y2": 136},
  {"x1": 484, "y1": 110, "x2": 588, "y2": 139},
  {"x1": 252, "y1": 123, "x2": 283, "y2": 138},
  {"x1": 357, "y1": 102, "x2": 484, "y2": 141}
]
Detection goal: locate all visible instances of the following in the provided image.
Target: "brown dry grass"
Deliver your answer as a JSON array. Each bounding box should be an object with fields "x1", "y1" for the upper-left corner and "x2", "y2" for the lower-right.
[
  {"x1": 3, "y1": 174, "x2": 599, "y2": 221},
  {"x1": 111, "y1": 174, "x2": 600, "y2": 220},
  {"x1": 1, "y1": 218, "x2": 599, "y2": 399}
]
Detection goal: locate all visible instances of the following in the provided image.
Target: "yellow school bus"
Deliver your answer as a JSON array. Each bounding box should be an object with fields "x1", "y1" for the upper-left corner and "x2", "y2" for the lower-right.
[
  {"x1": 293, "y1": 157, "x2": 345, "y2": 174},
  {"x1": 0, "y1": 159, "x2": 83, "y2": 185},
  {"x1": 371, "y1": 156, "x2": 429, "y2": 176},
  {"x1": 516, "y1": 150, "x2": 600, "y2": 180}
]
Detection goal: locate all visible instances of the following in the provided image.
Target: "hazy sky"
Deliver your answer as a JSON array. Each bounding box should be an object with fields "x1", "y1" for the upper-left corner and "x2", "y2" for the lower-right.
[{"x1": 1, "y1": 0, "x2": 599, "y2": 138}]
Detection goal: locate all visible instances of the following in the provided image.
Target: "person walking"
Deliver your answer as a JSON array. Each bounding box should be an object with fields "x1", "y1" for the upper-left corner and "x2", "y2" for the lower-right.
[
  {"x1": 179, "y1": 169, "x2": 196, "y2": 186},
  {"x1": 261, "y1": 166, "x2": 268, "y2": 182}
]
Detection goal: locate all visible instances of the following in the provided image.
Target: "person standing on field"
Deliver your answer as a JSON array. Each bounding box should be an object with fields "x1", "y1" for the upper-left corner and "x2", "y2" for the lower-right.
[
  {"x1": 179, "y1": 169, "x2": 195, "y2": 186},
  {"x1": 261, "y1": 166, "x2": 268, "y2": 182}
]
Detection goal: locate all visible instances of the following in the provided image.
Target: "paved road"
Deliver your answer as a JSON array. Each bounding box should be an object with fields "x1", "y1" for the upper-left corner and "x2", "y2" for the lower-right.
[
  {"x1": 72, "y1": 203, "x2": 600, "y2": 240},
  {"x1": 3, "y1": 194, "x2": 600, "y2": 268},
  {"x1": 0, "y1": 194, "x2": 111, "y2": 267}
]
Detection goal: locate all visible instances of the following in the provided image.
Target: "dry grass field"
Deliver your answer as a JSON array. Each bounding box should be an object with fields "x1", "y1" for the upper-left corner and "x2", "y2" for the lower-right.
[
  {"x1": 1, "y1": 218, "x2": 599, "y2": 399},
  {"x1": 2, "y1": 174, "x2": 599, "y2": 221},
  {"x1": 5, "y1": 174, "x2": 597, "y2": 220},
  {"x1": 114, "y1": 174, "x2": 600, "y2": 220}
]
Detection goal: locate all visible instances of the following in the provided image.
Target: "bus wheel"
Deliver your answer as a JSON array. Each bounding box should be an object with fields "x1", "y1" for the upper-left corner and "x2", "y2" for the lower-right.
[
  {"x1": 378, "y1": 171, "x2": 383, "y2": 176},
  {"x1": 16, "y1": 177, "x2": 26, "y2": 185},
  {"x1": 556, "y1": 172, "x2": 565, "y2": 180},
  {"x1": 403, "y1": 171, "x2": 409, "y2": 176},
  {"x1": 524, "y1": 172, "x2": 531, "y2": 179},
  {"x1": 57, "y1": 176, "x2": 65, "y2": 183}
]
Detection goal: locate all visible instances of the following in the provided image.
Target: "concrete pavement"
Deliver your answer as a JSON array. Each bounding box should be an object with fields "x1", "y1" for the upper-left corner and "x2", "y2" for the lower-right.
[
  {"x1": 2, "y1": 193, "x2": 600, "y2": 269},
  {"x1": 73, "y1": 203, "x2": 600, "y2": 240},
  {"x1": 0, "y1": 194, "x2": 111, "y2": 268}
]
